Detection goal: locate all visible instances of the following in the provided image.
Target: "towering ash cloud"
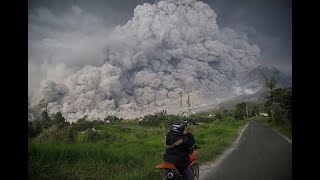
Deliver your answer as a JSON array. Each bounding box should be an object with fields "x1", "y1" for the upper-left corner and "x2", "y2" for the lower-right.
[{"x1": 29, "y1": 0, "x2": 260, "y2": 121}]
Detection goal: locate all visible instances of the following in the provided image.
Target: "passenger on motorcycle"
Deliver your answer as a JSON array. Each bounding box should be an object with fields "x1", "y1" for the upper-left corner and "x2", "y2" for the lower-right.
[{"x1": 163, "y1": 121, "x2": 195, "y2": 180}]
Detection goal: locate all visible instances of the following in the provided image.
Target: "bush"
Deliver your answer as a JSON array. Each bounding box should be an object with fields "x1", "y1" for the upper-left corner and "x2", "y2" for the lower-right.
[{"x1": 35, "y1": 125, "x2": 77, "y2": 144}]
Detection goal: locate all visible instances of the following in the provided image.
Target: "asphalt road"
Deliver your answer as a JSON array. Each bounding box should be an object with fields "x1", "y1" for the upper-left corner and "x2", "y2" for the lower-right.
[{"x1": 200, "y1": 118, "x2": 292, "y2": 180}]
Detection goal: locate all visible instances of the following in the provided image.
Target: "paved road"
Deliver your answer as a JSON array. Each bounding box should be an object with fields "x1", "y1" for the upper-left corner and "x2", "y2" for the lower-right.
[{"x1": 200, "y1": 119, "x2": 292, "y2": 180}]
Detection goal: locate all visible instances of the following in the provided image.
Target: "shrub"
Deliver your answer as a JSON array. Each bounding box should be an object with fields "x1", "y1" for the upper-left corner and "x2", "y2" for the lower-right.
[{"x1": 35, "y1": 125, "x2": 77, "y2": 144}]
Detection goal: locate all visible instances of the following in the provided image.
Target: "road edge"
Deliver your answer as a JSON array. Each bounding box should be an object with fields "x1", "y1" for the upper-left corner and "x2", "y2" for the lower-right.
[
  {"x1": 269, "y1": 126, "x2": 292, "y2": 144},
  {"x1": 199, "y1": 119, "x2": 252, "y2": 179}
]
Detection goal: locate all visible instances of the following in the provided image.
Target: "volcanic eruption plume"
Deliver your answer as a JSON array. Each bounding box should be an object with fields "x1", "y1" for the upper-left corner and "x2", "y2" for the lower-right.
[{"x1": 29, "y1": 0, "x2": 260, "y2": 121}]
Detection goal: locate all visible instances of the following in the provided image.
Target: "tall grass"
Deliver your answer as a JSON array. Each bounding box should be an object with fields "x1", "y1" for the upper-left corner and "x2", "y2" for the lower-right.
[{"x1": 29, "y1": 118, "x2": 248, "y2": 179}]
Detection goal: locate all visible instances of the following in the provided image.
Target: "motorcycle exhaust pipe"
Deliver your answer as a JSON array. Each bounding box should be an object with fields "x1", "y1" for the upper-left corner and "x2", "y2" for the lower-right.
[{"x1": 167, "y1": 172, "x2": 174, "y2": 179}]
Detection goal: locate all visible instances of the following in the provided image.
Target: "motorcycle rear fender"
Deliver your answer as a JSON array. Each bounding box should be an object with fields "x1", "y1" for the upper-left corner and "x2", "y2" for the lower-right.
[{"x1": 155, "y1": 163, "x2": 177, "y2": 169}]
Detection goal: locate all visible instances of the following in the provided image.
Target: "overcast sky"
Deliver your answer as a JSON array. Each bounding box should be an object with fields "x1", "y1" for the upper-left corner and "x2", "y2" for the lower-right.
[{"x1": 28, "y1": 0, "x2": 292, "y2": 74}]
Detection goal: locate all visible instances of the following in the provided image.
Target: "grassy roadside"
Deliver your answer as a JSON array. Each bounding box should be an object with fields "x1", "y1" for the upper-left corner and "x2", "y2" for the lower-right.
[
  {"x1": 263, "y1": 117, "x2": 292, "y2": 140},
  {"x1": 28, "y1": 118, "x2": 251, "y2": 179},
  {"x1": 194, "y1": 118, "x2": 251, "y2": 164}
]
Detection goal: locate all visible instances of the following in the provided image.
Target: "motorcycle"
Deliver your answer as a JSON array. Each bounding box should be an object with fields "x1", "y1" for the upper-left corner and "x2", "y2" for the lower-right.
[{"x1": 155, "y1": 145, "x2": 200, "y2": 180}]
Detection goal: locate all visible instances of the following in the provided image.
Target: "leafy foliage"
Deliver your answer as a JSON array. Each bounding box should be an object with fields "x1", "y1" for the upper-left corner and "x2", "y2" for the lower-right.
[
  {"x1": 35, "y1": 125, "x2": 77, "y2": 144},
  {"x1": 250, "y1": 106, "x2": 260, "y2": 117},
  {"x1": 139, "y1": 110, "x2": 180, "y2": 128},
  {"x1": 40, "y1": 111, "x2": 52, "y2": 129},
  {"x1": 52, "y1": 112, "x2": 69, "y2": 128},
  {"x1": 71, "y1": 116, "x2": 102, "y2": 131},
  {"x1": 28, "y1": 120, "x2": 43, "y2": 138},
  {"x1": 234, "y1": 102, "x2": 247, "y2": 120},
  {"x1": 264, "y1": 87, "x2": 292, "y2": 128}
]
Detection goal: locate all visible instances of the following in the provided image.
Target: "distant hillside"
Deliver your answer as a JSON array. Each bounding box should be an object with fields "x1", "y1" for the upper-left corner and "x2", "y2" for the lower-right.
[
  {"x1": 176, "y1": 64, "x2": 292, "y2": 114},
  {"x1": 217, "y1": 89, "x2": 269, "y2": 110},
  {"x1": 239, "y1": 64, "x2": 292, "y2": 90}
]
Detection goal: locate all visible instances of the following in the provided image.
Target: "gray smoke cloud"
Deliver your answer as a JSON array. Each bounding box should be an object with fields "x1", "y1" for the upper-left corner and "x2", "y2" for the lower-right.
[{"x1": 29, "y1": 0, "x2": 261, "y2": 121}]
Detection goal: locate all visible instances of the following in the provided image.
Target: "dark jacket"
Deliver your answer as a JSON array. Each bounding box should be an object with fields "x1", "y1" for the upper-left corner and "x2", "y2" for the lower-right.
[{"x1": 163, "y1": 131, "x2": 195, "y2": 173}]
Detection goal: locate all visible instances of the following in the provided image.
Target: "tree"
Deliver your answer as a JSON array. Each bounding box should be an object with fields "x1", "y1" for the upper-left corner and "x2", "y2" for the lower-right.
[
  {"x1": 251, "y1": 106, "x2": 259, "y2": 117},
  {"x1": 52, "y1": 112, "x2": 68, "y2": 128},
  {"x1": 262, "y1": 73, "x2": 278, "y2": 94},
  {"x1": 28, "y1": 121, "x2": 42, "y2": 138},
  {"x1": 40, "y1": 111, "x2": 52, "y2": 129},
  {"x1": 262, "y1": 73, "x2": 279, "y2": 120},
  {"x1": 234, "y1": 102, "x2": 247, "y2": 120},
  {"x1": 264, "y1": 88, "x2": 292, "y2": 128}
]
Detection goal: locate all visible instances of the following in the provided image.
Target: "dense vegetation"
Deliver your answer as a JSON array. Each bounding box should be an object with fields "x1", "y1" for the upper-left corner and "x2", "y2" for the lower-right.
[{"x1": 262, "y1": 73, "x2": 292, "y2": 138}]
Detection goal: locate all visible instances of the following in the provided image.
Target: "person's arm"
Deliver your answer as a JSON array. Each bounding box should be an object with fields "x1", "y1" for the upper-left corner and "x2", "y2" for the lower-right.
[
  {"x1": 164, "y1": 133, "x2": 184, "y2": 149},
  {"x1": 165, "y1": 138, "x2": 183, "y2": 149}
]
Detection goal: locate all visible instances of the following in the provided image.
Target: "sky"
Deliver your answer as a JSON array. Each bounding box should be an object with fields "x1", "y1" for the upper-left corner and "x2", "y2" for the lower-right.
[
  {"x1": 29, "y1": 0, "x2": 292, "y2": 74},
  {"x1": 28, "y1": 0, "x2": 292, "y2": 120}
]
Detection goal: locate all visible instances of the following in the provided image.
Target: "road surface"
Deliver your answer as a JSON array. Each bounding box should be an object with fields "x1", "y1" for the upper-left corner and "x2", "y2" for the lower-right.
[{"x1": 200, "y1": 118, "x2": 292, "y2": 180}]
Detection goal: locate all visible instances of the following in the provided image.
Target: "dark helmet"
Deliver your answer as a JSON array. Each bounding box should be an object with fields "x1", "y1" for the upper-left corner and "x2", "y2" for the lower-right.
[{"x1": 171, "y1": 121, "x2": 188, "y2": 133}]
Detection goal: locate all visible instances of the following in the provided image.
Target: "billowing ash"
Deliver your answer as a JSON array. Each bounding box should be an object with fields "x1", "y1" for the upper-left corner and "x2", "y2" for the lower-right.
[{"x1": 29, "y1": 0, "x2": 260, "y2": 121}]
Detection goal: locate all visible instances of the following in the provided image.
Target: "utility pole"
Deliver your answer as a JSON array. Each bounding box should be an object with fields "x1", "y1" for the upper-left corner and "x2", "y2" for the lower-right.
[
  {"x1": 179, "y1": 91, "x2": 183, "y2": 115},
  {"x1": 187, "y1": 93, "x2": 191, "y2": 117},
  {"x1": 246, "y1": 104, "x2": 249, "y2": 119}
]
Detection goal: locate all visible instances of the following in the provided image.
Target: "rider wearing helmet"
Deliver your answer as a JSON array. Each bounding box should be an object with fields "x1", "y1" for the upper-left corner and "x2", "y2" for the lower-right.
[{"x1": 163, "y1": 120, "x2": 195, "y2": 180}]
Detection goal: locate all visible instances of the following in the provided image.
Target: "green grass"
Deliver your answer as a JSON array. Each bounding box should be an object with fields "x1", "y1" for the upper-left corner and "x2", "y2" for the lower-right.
[
  {"x1": 192, "y1": 120, "x2": 248, "y2": 164},
  {"x1": 265, "y1": 119, "x2": 292, "y2": 139},
  {"x1": 28, "y1": 118, "x2": 248, "y2": 180}
]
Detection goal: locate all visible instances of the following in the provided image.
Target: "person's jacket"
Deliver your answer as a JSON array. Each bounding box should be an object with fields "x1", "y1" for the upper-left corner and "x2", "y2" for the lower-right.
[{"x1": 163, "y1": 131, "x2": 195, "y2": 170}]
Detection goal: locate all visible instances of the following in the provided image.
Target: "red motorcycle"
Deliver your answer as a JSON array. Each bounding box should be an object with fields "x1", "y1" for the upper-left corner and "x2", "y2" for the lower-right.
[{"x1": 155, "y1": 145, "x2": 200, "y2": 180}]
